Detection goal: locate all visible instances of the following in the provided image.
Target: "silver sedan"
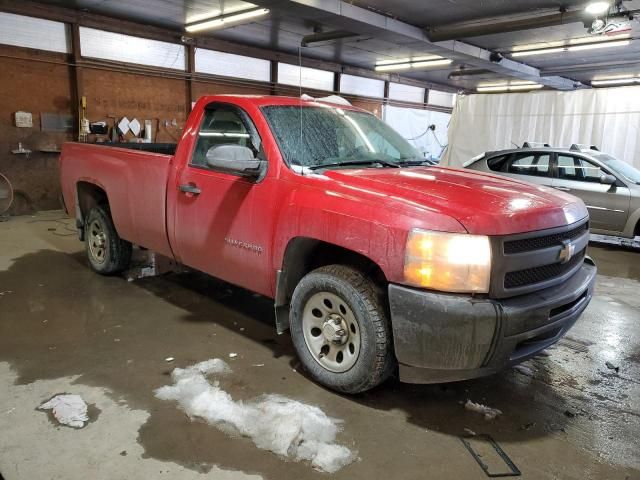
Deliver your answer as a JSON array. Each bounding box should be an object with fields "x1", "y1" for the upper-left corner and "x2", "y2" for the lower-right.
[{"x1": 464, "y1": 146, "x2": 640, "y2": 238}]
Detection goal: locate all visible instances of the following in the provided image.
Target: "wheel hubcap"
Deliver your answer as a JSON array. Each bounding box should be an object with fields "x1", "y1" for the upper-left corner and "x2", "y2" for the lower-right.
[
  {"x1": 88, "y1": 220, "x2": 107, "y2": 264},
  {"x1": 302, "y1": 292, "x2": 361, "y2": 373}
]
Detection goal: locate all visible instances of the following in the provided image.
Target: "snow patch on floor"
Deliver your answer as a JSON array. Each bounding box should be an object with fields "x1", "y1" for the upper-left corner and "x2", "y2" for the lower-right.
[
  {"x1": 39, "y1": 394, "x2": 88, "y2": 428},
  {"x1": 465, "y1": 400, "x2": 502, "y2": 420},
  {"x1": 0, "y1": 362, "x2": 259, "y2": 480},
  {"x1": 155, "y1": 359, "x2": 356, "y2": 473}
]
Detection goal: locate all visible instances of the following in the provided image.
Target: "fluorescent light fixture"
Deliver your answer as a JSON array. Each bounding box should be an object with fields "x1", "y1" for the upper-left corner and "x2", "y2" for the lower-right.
[
  {"x1": 185, "y1": 7, "x2": 269, "y2": 32},
  {"x1": 512, "y1": 41, "x2": 564, "y2": 52},
  {"x1": 375, "y1": 62, "x2": 412, "y2": 72},
  {"x1": 585, "y1": 1, "x2": 611, "y2": 15},
  {"x1": 511, "y1": 47, "x2": 565, "y2": 57},
  {"x1": 375, "y1": 54, "x2": 441, "y2": 66},
  {"x1": 507, "y1": 84, "x2": 545, "y2": 91},
  {"x1": 410, "y1": 55, "x2": 443, "y2": 62},
  {"x1": 477, "y1": 83, "x2": 543, "y2": 93},
  {"x1": 375, "y1": 58, "x2": 452, "y2": 72},
  {"x1": 511, "y1": 37, "x2": 630, "y2": 56},
  {"x1": 591, "y1": 75, "x2": 640, "y2": 86},
  {"x1": 411, "y1": 59, "x2": 453, "y2": 68},
  {"x1": 569, "y1": 33, "x2": 630, "y2": 44},
  {"x1": 568, "y1": 39, "x2": 630, "y2": 51},
  {"x1": 376, "y1": 58, "x2": 411, "y2": 66}
]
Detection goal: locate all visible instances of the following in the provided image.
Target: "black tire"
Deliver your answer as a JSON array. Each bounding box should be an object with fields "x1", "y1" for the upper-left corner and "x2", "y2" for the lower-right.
[
  {"x1": 290, "y1": 265, "x2": 395, "y2": 394},
  {"x1": 84, "y1": 205, "x2": 132, "y2": 275}
]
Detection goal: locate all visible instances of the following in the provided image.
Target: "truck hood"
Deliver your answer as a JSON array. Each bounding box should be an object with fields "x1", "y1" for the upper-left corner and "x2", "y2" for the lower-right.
[{"x1": 324, "y1": 166, "x2": 588, "y2": 235}]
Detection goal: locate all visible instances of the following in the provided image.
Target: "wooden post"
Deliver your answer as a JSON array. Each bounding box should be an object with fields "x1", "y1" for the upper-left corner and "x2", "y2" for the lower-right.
[{"x1": 70, "y1": 23, "x2": 85, "y2": 141}]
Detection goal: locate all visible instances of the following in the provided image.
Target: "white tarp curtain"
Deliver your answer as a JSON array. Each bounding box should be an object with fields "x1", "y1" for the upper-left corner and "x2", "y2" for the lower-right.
[
  {"x1": 441, "y1": 86, "x2": 640, "y2": 169},
  {"x1": 383, "y1": 105, "x2": 451, "y2": 161}
]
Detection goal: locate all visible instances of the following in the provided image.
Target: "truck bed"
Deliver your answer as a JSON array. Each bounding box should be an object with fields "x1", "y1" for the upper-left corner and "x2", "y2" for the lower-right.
[{"x1": 59, "y1": 142, "x2": 174, "y2": 258}]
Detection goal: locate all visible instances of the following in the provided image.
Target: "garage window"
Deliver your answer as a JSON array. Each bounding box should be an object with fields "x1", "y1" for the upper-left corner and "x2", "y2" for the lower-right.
[
  {"x1": 429, "y1": 89, "x2": 456, "y2": 108},
  {"x1": 388, "y1": 83, "x2": 425, "y2": 103},
  {"x1": 0, "y1": 12, "x2": 69, "y2": 53},
  {"x1": 79, "y1": 27, "x2": 186, "y2": 70},
  {"x1": 196, "y1": 49, "x2": 270, "y2": 82},
  {"x1": 340, "y1": 74, "x2": 385, "y2": 98},
  {"x1": 278, "y1": 63, "x2": 334, "y2": 91}
]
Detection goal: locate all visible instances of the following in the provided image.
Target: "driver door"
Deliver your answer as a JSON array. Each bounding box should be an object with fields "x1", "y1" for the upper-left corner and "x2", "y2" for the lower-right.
[{"x1": 171, "y1": 103, "x2": 273, "y2": 295}]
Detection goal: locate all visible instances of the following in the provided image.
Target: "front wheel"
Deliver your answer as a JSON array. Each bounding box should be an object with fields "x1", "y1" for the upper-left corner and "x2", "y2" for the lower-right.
[
  {"x1": 85, "y1": 205, "x2": 132, "y2": 275},
  {"x1": 290, "y1": 265, "x2": 395, "y2": 394}
]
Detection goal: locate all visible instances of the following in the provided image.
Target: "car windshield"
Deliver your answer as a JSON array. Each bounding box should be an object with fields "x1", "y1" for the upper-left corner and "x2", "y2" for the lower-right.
[
  {"x1": 592, "y1": 153, "x2": 640, "y2": 184},
  {"x1": 261, "y1": 105, "x2": 422, "y2": 169}
]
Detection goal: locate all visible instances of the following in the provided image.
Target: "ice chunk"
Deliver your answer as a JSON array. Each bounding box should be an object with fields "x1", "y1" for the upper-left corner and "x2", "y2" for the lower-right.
[
  {"x1": 465, "y1": 400, "x2": 502, "y2": 420},
  {"x1": 39, "y1": 394, "x2": 89, "y2": 428},
  {"x1": 155, "y1": 359, "x2": 355, "y2": 473}
]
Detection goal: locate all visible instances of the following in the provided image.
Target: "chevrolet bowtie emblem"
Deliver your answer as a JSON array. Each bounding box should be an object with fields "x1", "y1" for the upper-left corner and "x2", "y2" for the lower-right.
[{"x1": 558, "y1": 239, "x2": 576, "y2": 264}]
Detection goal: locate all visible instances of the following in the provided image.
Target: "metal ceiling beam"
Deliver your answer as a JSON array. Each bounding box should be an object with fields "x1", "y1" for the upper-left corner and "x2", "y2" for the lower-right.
[
  {"x1": 249, "y1": 0, "x2": 579, "y2": 90},
  {"x1": 542, "y1": 59, "x2": 640, "y2": 74},
  {"x1": 426, "y1": 8, "x2": 640, "y2": 42},
  {"x1": 301, "y1": 30, "x2": 360, "y2": 47},
  {"x1": 426, "y1": 9, "x2": 587, "y2": 42}
]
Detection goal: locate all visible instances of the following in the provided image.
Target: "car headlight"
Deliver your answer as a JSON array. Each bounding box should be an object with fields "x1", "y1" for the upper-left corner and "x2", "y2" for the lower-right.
[{"x1": 404, "y1": 229, "x2": 492, "y2": 293}]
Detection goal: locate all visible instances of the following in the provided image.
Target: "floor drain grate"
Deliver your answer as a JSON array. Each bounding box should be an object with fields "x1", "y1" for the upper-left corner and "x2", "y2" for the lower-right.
[{"x1": 558, "y1": 337, "x2": 590, "y2": 353}]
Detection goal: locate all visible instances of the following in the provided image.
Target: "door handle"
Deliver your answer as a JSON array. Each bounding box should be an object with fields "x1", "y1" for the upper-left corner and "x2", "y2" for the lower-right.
[
  {"x1": 553, "y1": 186, "x2": 571, "y2": 192},
  {"x1": 179, "y1": 184, "x2": 201, "y2": 195}
]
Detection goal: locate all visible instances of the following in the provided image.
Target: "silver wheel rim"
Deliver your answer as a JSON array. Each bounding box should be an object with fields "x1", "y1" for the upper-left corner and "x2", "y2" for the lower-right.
[
  {"x1": 88, "y1": 220, "x2": 107, "y2": 264},
  {"x1": 302, "y1": 292, "x2": 361, "y2": 373}
]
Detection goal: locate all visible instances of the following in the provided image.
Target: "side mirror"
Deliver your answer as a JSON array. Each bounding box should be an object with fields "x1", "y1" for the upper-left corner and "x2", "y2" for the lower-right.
[
  {"x1": 206, "y1": 145, "x2": 264, "y2": 177},
  {"x1": 600, "y1": 173, "x2": 616, "y2": 185}
]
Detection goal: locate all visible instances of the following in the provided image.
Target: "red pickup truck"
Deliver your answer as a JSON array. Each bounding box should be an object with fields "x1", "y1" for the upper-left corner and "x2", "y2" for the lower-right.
[{"x1": 60, "y1": 95, "x2": 597, "y2": 393}]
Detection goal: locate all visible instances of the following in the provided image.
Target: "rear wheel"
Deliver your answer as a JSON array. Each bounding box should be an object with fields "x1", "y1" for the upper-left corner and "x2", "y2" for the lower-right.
[
  {"x1": 290, "y1": 265, "x2": 395, "y2": 394},
  {"x1": 85, "y1": 205, "x2": 132, "y2": 275}
]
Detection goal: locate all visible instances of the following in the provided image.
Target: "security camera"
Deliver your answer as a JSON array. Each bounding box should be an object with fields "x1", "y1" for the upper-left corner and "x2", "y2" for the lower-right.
[{"x1": 489, "y1": 52, "x2": 504, "y2": 63}]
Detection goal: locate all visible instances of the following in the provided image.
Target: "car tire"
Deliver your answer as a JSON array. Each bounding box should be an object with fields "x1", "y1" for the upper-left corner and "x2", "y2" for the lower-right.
[
  {"x1": 85, "y1": 205, "x2": 132, "y2": 275},
  {"x1": 290, "y1": 264, "x2": 395, "y2": 394}
]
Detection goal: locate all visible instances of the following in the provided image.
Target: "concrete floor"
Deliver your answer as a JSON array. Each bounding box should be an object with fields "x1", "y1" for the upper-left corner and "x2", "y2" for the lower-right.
[{"x1": 1, "y1": 211, "x2": 639, "y2": 480}]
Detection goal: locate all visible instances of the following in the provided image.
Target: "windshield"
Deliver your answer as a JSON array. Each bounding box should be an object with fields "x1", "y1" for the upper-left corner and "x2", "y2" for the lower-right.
[
  {"x1": 592, "y1": 153, "x2": 640, "y2": 184},
  {"x1": 261, "y1": 105, "x2": 422, "y2": 169}
]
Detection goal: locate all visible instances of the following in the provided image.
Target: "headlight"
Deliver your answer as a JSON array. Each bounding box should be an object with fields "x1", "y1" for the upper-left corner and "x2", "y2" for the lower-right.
[{"x1": 404, "y1": 229, "x2": 492, "y2": 293}]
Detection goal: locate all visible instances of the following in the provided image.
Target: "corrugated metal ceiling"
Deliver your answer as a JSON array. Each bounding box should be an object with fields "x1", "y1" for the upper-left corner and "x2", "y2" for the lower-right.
[{"x1": 33, "y1": 0, "x2": 640, "y2": 91}]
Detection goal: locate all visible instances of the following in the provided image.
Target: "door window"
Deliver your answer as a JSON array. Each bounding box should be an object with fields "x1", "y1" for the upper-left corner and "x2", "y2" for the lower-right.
[
  {"x1": 557, "y1": 155, "x2": 603, "y2": 182},
  {"x1": 506, "y1": 153, "x2": 550, "y2": 177},
  {"x1": 191, "y1": 104, "x2": 261, "y2": 168}
]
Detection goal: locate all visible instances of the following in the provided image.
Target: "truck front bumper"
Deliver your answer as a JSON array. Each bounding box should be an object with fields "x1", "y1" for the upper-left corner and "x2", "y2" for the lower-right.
[{"x1": 389, "y1": 258, "x2": 597, "y2": 384}]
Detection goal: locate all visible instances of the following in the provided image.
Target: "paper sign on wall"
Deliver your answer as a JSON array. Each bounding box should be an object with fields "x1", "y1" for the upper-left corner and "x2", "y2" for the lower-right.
[
  {"x1": 117, "y1": 117, "x2": 130, "y2": 135},
  {"x1": 15, "y1": 111, "x2": 33, "y2": 128},
  {"x1": 130, "y1": 118, "x2": 141, "y2": 137}
]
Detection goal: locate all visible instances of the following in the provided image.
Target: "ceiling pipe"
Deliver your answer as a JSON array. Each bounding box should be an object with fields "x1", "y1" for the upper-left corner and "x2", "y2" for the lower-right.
[{"x1": 301, "y1": 30, "x2": 360, "y2": 47}]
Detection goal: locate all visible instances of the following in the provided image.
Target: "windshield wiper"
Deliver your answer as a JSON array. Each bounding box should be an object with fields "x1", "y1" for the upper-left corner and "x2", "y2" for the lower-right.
[
  {"x1": 306, "y1": 159, "x2": 400, "y2": 170},
  {"x1": 397, "y1": 159, "x2": 435, "y2": 167}
]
